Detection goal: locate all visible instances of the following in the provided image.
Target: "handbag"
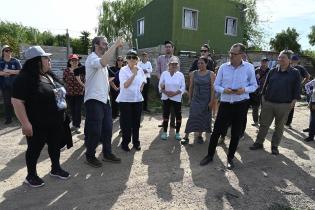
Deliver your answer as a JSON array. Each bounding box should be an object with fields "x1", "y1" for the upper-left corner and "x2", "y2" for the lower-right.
[{"x1": 44, "y1": 74, "x2": 67, "y2": 110}]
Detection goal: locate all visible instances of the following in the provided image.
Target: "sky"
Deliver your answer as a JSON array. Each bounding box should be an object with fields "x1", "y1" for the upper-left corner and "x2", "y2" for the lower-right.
[{"x1": 1, "y1": 0, "x2": 315, "y2": 50}]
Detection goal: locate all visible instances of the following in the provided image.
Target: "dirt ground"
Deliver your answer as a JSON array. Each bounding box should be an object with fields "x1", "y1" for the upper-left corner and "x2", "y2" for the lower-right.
[{"x1": 0, "y1": 102, "x2": 314, "y2": 210}]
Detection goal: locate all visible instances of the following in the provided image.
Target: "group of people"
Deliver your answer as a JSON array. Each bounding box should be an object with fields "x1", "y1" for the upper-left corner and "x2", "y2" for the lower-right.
[{"x1": 0, "y1": 35, "x2": 313, "y2": 188}]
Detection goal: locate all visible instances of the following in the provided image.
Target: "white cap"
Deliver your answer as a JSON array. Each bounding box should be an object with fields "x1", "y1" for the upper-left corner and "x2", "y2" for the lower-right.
[{"x1": 23, "y1": 46, "x2": 52, "y2": 60}]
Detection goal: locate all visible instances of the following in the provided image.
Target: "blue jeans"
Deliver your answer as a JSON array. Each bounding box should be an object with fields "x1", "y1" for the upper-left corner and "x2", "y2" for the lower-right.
[{"x1": 84, "y1": 99, "x2": 112, "y2": 157}]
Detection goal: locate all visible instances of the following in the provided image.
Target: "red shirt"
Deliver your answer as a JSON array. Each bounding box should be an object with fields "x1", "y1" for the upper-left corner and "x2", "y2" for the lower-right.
[{"x1": 63, "y1": 68, "x2": 84, "y2": 96}]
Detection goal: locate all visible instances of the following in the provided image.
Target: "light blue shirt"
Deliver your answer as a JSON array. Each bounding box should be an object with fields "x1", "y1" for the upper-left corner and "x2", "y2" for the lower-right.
[{"x1": 215, "y1": 61, "x2": 258, "y2": 103}]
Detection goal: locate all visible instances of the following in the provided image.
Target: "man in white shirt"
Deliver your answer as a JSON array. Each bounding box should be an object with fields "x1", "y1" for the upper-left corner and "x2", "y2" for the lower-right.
[
  {"x1": 138, "y1": 52, "x2": 152, "y2": 112},
  {"x1": 84, "y1": 36, "x2": 122, "y2": 167}
]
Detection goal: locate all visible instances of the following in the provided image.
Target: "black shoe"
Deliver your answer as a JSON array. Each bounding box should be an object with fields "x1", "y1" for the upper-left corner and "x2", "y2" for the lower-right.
[
  {"x1": 121, "y1": 145, "x2": 131, "y2": 152},
  {"x1": 85, "y1": 156, "x2": 102, "y2": 168},
  {"x1": 304, "y1": 137, "x2": 314, "y2": 142},
  {"x1": 271, "y1": 146, "x2": 279, "y2": 155},
  {"x1": 249, "y1": 143, "x2": 263, "y2": 150},
  {"x1": 103, "y1": 153, "x2": 121, "y2": 163},
  {"x1": 200, "y1": 155, "x2": 213, "y2": 166},
  {"x1": 158, "y1": 124, "x2": 163, "y2": 128},
  {"x1": 24, "y1": 175, "x2": 45, "y2": 188},
  {"x1": 181, "y1": 137, "x2": 189, "y2": 145},
  {"x1": 50, "y1": 168, "x2": 71, "y2": 180},
  {"x1": 4, "y1": 119, "x2": 12, "y2": 125},
  {"x1": 133, "y1": 145, "x2": 141, "y2": 151},
  {"x1": 303, "y1": 128, "x2": 310, "y2": 132},
  {"x1": 227, "y1": 159, "x2": 234, "y2": 170}
]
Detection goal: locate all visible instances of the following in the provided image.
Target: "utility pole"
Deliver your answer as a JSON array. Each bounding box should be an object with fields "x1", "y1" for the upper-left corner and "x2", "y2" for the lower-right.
[{"x1": 66, "y1": 29, "x2": 70, "y2": 57}]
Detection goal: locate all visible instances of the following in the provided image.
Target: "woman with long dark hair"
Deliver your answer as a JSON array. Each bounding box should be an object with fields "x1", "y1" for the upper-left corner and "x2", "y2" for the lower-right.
[{"x1": 11, "y1": 46, "x2": 70, "y2": 188}]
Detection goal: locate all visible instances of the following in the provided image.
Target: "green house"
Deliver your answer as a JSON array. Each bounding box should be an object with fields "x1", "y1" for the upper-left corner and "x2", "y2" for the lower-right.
[{"x1": 133, "y1": 0, "x2": 245, "y2": 54}]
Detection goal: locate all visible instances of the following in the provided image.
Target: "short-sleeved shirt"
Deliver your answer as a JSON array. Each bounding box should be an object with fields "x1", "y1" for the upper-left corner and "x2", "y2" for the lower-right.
[
  {"x1": 63, "y1": 68, "x2": 84, "y2": 96},
  {"x1": 84, "y1": 52, "x2": 110, "y2": 104},
  {"x1": 116, "y1": 65, "x2": 146, "y2": 102},
  {"x1": 158, "y1": 71, "x2": 186, "y2": 102},
  {"x1": 12, "y1": 73, "x2": 64, "y2": 127},
  {"x1": 0, "y1": 57, "x2": 22, "y2": 89}
]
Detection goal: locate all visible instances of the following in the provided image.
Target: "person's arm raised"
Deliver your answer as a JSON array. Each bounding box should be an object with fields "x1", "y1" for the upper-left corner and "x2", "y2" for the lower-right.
[{"x1": 100, "y1": 38, "x2": 123, "y2": 67}]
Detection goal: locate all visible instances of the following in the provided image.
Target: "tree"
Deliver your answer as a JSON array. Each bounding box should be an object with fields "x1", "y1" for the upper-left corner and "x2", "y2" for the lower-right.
[
  {"x1": 270, "y1": 27, "x2": 301, "y2": 53},
  {"x1": 39, "y1": 31, "x2": 55, "y2": 46},
  {"x1": 80, "y1": 31, "x2": 90, "y2": 54},
  {"x1": 308, "y1": 25, "x2": 315, "y2": 46},
  {"x1": 232, "y1": 0, "x2": 264, "y2": 48},
  {"x1": 98, "y1": 0, "x2": 146, "y2": 43}
]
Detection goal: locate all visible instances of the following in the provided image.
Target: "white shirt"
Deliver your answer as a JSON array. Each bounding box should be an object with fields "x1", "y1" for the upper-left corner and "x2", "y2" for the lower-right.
[
  {"x1": 84, "y1": 52, "x2": 110, "y2": 104},
  {"x1": 116, "y1": 65, "x2": 146, "y2": 102},
  {"x1": 159, "y1": 71, "x2": 186, "y2": 102},
  {"x1": 138, "y1": 61, "x2": 153, "y2": 78}
]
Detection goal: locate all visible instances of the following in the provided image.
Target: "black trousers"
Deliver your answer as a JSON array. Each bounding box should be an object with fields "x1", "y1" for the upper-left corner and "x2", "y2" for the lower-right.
[
  {"x1": 110, "y1": 89, "x2": 120, "y2": 119},
  {"x1": 26, "y1": 125, "x2": 62, "y2": 176},
  {"x1": 120, "y1": 102, "x2": 142, "y2": 148},
  {"x1": 207, "y1": 100, "x2": 249, "y2": 161},
  {"x1": 142, "y1": 78, "x2": 150, "y2": 111},
  {"x1": 162, "y1": 99, "x2": 182, "y2": 133},
  {"x1": 84, "y1": 100, "x2": 112, "y2": 157},
  {"x1": 1, "y1": 87, "x2": 14, "y2": 121},
  {"x1": 286, "y1": 107, "x2": 294, "y2": 126},
  {"x1": 66, "y1": 95, "x2": 83, "y2": 128}
]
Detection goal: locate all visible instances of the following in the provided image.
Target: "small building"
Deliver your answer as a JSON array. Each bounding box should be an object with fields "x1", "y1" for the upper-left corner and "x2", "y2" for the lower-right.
[{"x1": 133, "y1": 0, "x2": 245, "y2": 54}]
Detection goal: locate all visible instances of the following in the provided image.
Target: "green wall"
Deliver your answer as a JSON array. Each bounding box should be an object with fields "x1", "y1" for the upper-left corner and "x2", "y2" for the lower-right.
[
  {"x1": 172, "y1": 0, "x2": 244, "y2": 54},
  {"x1": 133, "y1": 0, "x2": 173, "y2": 49},
  {"x1": 133, "y1": 0, "x2": 244, "y2": 54}
]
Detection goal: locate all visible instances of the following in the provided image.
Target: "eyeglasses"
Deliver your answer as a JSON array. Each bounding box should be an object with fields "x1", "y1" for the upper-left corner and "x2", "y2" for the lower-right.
[
  {"x1": 200, "y1": 50, "x2": 208, "y2": 53},
  {"x1": 126, "y1": 55, "x2": 138, "y2": 60},
  {"x1": 4, "y1": 49, "x2": 12, "y2": 53}
]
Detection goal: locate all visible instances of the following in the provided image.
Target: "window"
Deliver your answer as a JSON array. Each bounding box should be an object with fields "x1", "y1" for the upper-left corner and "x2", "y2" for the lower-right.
[
  {"x1": 225, "y1": 17, "x2": 237, "y2": 36},
  {"x1": 137, "y1": 18, "x2": 144, "y2": 36},
  {"x1": 182, "y1": 8, "x2": 198, "y2": 30}
]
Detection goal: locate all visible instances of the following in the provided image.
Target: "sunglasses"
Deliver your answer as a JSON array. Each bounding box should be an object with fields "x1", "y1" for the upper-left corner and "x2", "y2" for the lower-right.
[
  {"x1": 200, "y1": 50, "x2": 208, "y2": 53},
  {"x1": 126, "y1": 55, "x2": 138, "y2": 60}
]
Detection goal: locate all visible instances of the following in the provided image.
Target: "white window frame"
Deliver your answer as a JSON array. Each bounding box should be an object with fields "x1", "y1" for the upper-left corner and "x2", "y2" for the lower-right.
[
  {"x1": 182, "y1": 7, "x2": 198, "y2": 30},
  {"x1": 137, "y1": 18, "x2": 145, "y2": 36},
  {"x1": 224, "y1": 16, "x2": 238, "y2": 36}
]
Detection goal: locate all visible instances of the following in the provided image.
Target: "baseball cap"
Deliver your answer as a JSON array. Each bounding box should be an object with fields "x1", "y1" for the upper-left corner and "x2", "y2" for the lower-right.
[
  {"x1": 291, "y1": 55, "x2": 300, "y2": 61},
  {"x1": 126, "y1": 49, "x2": 138, "y2": 57},
  {"x1": 68, "y1": 54, "x2": 79, "y2": 60},
  {"x1": 169, "y1": 56, "x2": 179, "y2": 64},
  {"x1": 1, "y1": 45, "x2": 12, "y2": 52},
  {"x1": 23, "y1": 46, "x2": 52, "y2": 60}
]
